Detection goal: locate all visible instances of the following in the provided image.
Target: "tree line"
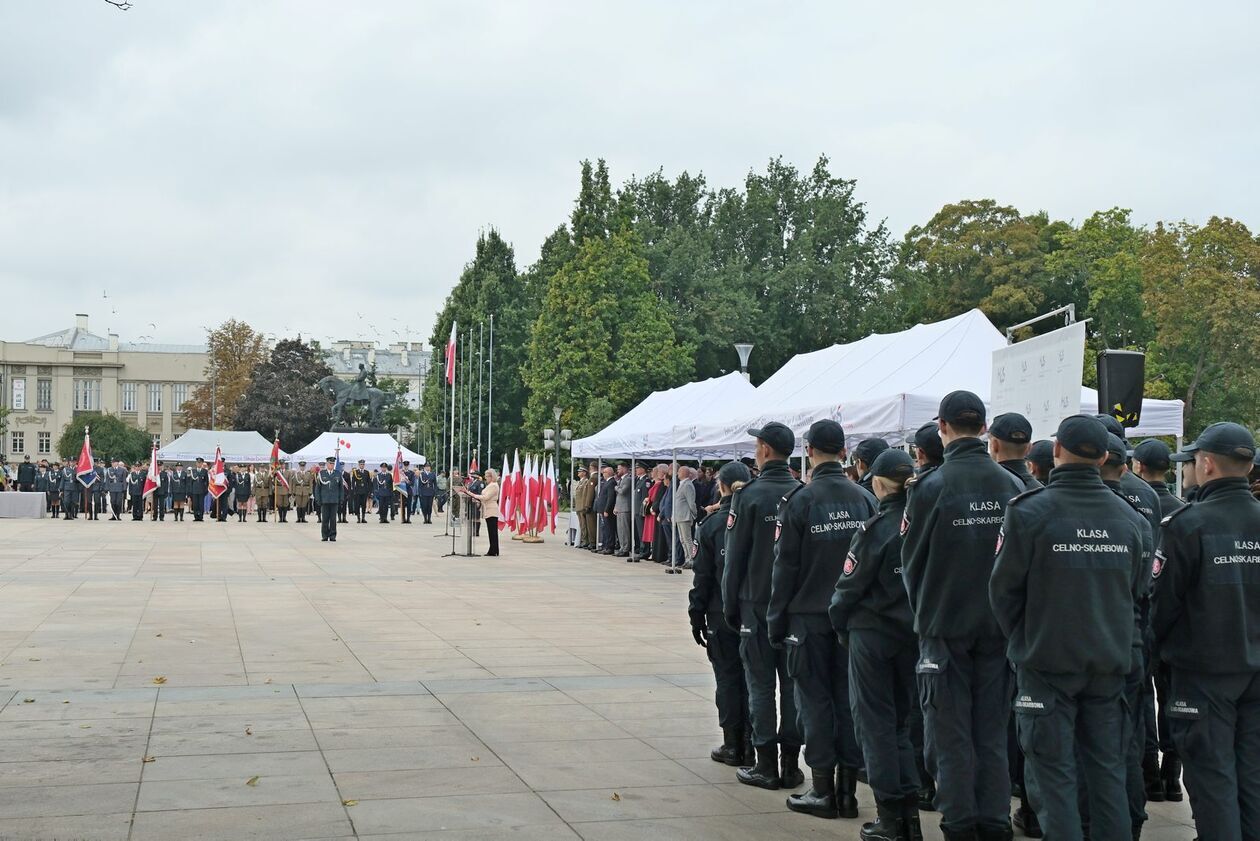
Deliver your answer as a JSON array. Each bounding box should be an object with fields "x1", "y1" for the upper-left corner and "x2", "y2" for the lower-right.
[{"x1": 421, "y1": 157, "x2": 1260, "y2": 461}]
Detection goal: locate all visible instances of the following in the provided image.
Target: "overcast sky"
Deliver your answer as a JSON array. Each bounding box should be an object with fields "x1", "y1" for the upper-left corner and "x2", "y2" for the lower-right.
[{"x1": 2, "y1": 1, "x2": 1256, "y2": 349}]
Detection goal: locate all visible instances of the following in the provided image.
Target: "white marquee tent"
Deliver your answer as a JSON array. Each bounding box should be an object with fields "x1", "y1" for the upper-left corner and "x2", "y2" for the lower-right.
[
  {"x1": 286, "y1": 432, "x2": 424, "y2": 468},
  {"x1": 673, "y1": 309, "x2": 1185, "y2": 457},
  {"x1": 158, "y1": 429, "x2": 284, "y2": 464},
  {"x1": 572, "y1": 373, "x2": 757, "y2": 460}
]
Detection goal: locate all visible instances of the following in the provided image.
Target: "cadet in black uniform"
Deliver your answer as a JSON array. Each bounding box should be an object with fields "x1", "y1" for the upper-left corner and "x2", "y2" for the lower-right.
[
  {"x1": 853, "y1": 438, "x2": 890, "y2": 494},
  {"x1": 1025, "y1": 440, "x2": 1054, "y2": 486},
  {"x1": 127, "y1": 465, "x2": 145, "y2": 520},
  {"x1": 318, "y1": 457, "x2": 343, "y2": 541},
  {"x1": 1170, "y1": 448, "x2": 1199, "y2": 502},
  {"x1": 190, "y1": 458, "x2": 209, "y2": 521},
  {"x1": 831, "y1": 448, "x2": 921, "y2": 840},
  {"x1": 689, "y1": 461, "x2": 753, "y2": 769},
  {"x1": 722, "y1": 422, "x2": 804, "y2": 790},
  {"x1": 770, "y1": 420, "x2": 878, "y2": 819},
  {"x1": 901, "y1": 391, "x2": 1023, "y2": 841},
  {"x1": 989, "y1": 413, "x2": 1039, "y2": 492},
  {"x1": 1151, "y1": 422, "x2": 1260, "y2": 841},
  {"x1": 913, "y1": 422, "x2": 944, "y2": 473},
  {"x1": 1132, "y1": 440, "x2": 1184, "y2": 519},
  {"x1": 991, "y1": 415, "x2": 1149, "y2": 841},
  {"x1": 234, "y1": 466, "x2": 252, "y2": 522},
  {"x1": 352, "y1": 460, "x2": 371, "y2": 522},
  {"x1": 910, "y1": 421, "x2": 944, "y2": 809}
]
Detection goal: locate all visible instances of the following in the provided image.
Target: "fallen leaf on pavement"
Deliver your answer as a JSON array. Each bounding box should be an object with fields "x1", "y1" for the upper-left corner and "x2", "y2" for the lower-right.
[
  {"x1": 611, "y1": 792, "x2": 621, "y2": 801},
  {"x1": 152, "y1": 676, "x2": 167, "y2": 685},
  {"x1": 142, "y1": 756, "x2": 155, "y2": 763},
  {"x1": 342, "y1": 799, "x2": 358, "y2": 807},
  {"x1": 246, "y1": 776, "x2": 260, "y2": 787},
  {"x1": 244, "y1": 727, "x2": 253, "y2": 736}
]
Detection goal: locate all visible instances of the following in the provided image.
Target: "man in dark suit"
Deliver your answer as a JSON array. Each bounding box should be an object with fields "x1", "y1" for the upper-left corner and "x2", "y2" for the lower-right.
[{"x1": 594, "y1": 466, "x2": 616, "y2": 554}]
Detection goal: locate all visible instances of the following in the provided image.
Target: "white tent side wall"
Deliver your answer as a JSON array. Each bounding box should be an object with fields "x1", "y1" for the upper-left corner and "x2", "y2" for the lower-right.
[{"x1": 287, "y1": 432, "x2": 425, "y2": 468}]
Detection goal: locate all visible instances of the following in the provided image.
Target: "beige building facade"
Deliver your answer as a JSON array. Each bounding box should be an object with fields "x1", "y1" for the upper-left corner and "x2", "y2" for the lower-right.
[{"x1": 0, "y1": 314, "x2": 208, "y2": 460}]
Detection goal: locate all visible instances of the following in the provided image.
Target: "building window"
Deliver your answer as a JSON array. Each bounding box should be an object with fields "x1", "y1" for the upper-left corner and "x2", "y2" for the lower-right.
[
  {"x1": 38, "y1": 432, "x2": 51, "y2": 454},
  {"x1": 73, "y1": 379, "x2": 100, "y2": 411},
  {"x1": 11, "y1": 377, "x2": 25, "y2": 410},
  {"x1": 37, "y1": 378, "x2": 52, "y2": 411},
  {"x1": 121, "y1": 382, "x2": 137, "y2": 413},
  {"x1": 9, "y1": 432, "x2": 23, "y2": 454},
  {"x1": 147, "y1": 383, "x2": 162, "y2": 413},
  {"x1": 172, "y1": 383, "x2": 188, "y2": 413}
]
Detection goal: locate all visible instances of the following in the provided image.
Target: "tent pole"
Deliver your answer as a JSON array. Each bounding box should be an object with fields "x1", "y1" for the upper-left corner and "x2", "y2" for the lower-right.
[
  {"x1": 1175, "y1": 434, "x2": 1183, "y2": 497},
  {"x1": 630, "y1": 456, "x2": 637, "y2": 557},
  {"x1": 477, "y1": 322, "x2": 484, "y2": 468},
  {"x1": 670, "y1": 450, "x2": 678, "y2": 571},
  {"x1": 596, "y1": 458, "x2": 602, "y2": 551}
]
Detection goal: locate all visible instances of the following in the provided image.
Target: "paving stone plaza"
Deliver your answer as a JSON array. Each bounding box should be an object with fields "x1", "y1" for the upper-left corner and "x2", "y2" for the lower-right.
[{"x1": 0, "y1": 517, "x2": 1196, "y2": 840}]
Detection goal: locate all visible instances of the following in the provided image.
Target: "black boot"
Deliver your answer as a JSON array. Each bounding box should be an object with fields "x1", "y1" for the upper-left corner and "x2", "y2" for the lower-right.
[
  {"x1": 780, "y1": 744, "x2": 805, "y2": 789},
  {"x1": 836, "y1": 766, "x2": 859, "y2": 819},
  {"x1": 861, "y1": 797, "x2": 908, "y2": 840},
  {"x1": 1142, "y1": 753, "x2": 1164, "y2": 802},
  {"x1": 742, "y1": 728, "x2": 756, "y2": 766},
  {"x1": 902, "y1": 794, "x2": 924, "y2": 841},
  {"x1": 942, "y1": 828, "x2": 979, "y2": 841},
  {"x1": 736, "y1": 745, "x2": 781, "y2": 789},
  {"x1": 977, "y1": 824, "x2": 1014, "y2": 841},
  {"x1": 1013, "y1": 803, "x2": 1042, "y2": 838},
  {"x1": 1161, "y1": 754, "x2": 1183, "y2": 802},
  {"x1": 710, "y1": 728, "x2": 743, "y2": 766},
  {"x1": 786, "y1": 768, "x2": 838, "y2": 819}
]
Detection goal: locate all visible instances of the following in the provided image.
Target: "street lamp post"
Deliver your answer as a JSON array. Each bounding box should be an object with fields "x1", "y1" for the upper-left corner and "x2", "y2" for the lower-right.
[{"x1": 734, "y1": 342, "x2": 754, "y2": 381}]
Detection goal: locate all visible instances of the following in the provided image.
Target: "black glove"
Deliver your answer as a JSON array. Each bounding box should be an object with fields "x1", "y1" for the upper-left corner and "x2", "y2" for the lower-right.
[{"x1": 691, "y1": 626, "x2": 708, "y2": 648}]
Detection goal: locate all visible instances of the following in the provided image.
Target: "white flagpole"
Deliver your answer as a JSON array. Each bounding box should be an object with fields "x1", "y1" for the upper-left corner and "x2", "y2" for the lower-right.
[
  {"x1": 487, "y1": 313, "x2": 494, "y2": 471},
  {"x1": 476, "y1": 321, "x2": 484, "y2": 470}
]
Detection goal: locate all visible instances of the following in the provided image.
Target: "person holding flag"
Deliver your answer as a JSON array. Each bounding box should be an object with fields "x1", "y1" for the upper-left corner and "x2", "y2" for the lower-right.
[
  {"x1": 74, "y1": 427, "x2": 97, "y2": 521},
  {"x1": 208, "y1": 447, "x2": 229, "y2": 522},
  {"x1": 392, "y1": 449, "x2": 409, "y2": 523},
  {"x1": 141, "y1": 443, "x2": 161, "y2": 514}
]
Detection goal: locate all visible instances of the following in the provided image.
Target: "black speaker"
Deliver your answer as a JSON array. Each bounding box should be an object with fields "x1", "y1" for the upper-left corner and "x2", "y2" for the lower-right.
[{"x1": 1097, "y1": 350, "x2": 1145, "y2": 428}]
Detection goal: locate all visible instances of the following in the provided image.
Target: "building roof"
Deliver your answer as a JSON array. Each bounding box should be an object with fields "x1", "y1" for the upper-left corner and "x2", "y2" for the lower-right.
[
  {"x1": 24, "y1": 325, "x2": 205, "y2": 355},
  {"x1": 325, "y1": 347, "x2": 433, "y2": 378}
]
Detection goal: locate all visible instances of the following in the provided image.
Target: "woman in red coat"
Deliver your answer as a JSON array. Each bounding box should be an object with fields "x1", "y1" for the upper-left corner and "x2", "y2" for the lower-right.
[{"x1": 639, "y1": 467, "x2": 664, "y2": 562}]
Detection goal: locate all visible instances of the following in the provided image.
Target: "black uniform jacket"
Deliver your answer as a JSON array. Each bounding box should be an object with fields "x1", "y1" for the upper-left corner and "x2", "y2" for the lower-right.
[
  {"x1": 720, "y1": 460, "x2": 801, "y2": 630},
  {"x1": 689, "y1": 496, "x2": 733, "y2": 630},
  {"x1": 830, "y1": 491, "x2": 913, "y2": 642}
]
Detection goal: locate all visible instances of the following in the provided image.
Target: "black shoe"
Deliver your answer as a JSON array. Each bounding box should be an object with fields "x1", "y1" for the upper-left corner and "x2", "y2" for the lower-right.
[
  {"x1": 736, "y1": 745, "x2": 781, "y2": 790},
  {"x1": 1013, "y1": 806, "x2": 1042, "y2": 838},
  {"x1": 1161, "y1": 754, "x2": 1183, "y2": 802},
  {"x1": 836, "y1": 766, "x2": 859, "y2": 819},
  {"x1": 977, "y1": 825, "x2": 1014, "y2": 841},
  {"x1": 903, "y1": 794, "x2": 924, "y2": 841},
  {"x1": 786, "y1": 768, "x2": 838, "y2": 819},
  {"x1": 860, "y1": 797, "x2": 908, "y2": 839},
  {"x1": 942, "y1": 829, "x2": 980, "y2": 841},
  {"x1": 1142, "y1": 754, "x2": 1163, "y2": 802},
  {"x1": 780, "y1": 744, "x2": 805, "y2": 789},
  {"x1": 711, "y1": 728, "x2": 744, "y2": 766}
]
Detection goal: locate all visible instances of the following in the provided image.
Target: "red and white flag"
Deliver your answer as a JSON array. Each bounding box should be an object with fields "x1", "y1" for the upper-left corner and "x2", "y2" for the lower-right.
[
  {"x1": 522, "y1": 453, "x2": 534, "y2": 530},
  {"x1": 549, "y1": 457, "x2": 559, "y2": 534},
  {"x1": 532, "y1": 458, "x2": 545, "y2": 533},
  {"x1": 445, "y1": 321, "x2": 457, "y2": 386},
  {"x1": 271, "y1": 434, "x2": 290, "y2": 490},
  {"x1": 75, "y1": 428, "x2": 96, "y2": 487},
  {"x1": 469, "y1": 452, "x2": 479, "y2": 477},
  {"x1": 142, "y1": 443, "x2": 160, "y2": 498},
  {"x1": 498, "y1": 454, "x2": 512, "y2": 531},
  {"x1": 506, "y1": 449, "x2": 521, "y2": 531},
  {"x1": 208, "y1": 446, "x2": 228, "y2": 498}
]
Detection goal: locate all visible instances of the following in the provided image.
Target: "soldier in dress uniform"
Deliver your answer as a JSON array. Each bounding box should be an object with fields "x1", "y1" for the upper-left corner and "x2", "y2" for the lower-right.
[
  {"x1": 151, "y1": 461, "x2": 169, "y2": 521},
  {"x1": 106, "y1": 459, "x2": 128, "y2": 520},
  {"x1": 169, "y1": 463, "x2": 189, "y2": 521},
  {"x1": 189, "y1": 457, "x2": 209, "y2": 521},
  {"x1": 127, "y1": 464, "x2": 146, "y2": 520},
  {"x1": 318, "y1": 456, "x2": 343, "y2": 541},
  {"x1": 373, "y1": 463, "x2": 393, "y2": 523},
  {"x1": 59, "y1": 462, "x2": 79, "y2": 519},
  {"x1": 254, "y1": 468, "x2": 273, "y2": 522},
  {"x1": 274, "y1": 464, "x2": 293, "y2": 522},
  {"x1": 88, "y1": 458, "x2": 106, "y2": 520},
  {"x1": 234, "y1": 465, "x2": 252, "y2": 522},
  {"x1": 291, "y1": 462, "x2": 312, "y2": 523},
  {"x1": 574, "y1": 468, "x2": 595, "y2": 549},
  {"x1": 351, "y1": 460, "x2": 371, "y2": 523}
]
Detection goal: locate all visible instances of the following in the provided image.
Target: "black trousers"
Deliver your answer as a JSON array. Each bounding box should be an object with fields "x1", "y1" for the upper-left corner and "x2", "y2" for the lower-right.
[
  {"x1": 321, "y1": 503, "x2": 338, "y2": 539},
  {"x1": 918, "y1": 635, "x2": 1011, "y2": 833},
  {"x1": 599, "y1": 513, "x2": 616, "y2": 550},
  {"x1": 485, "y1": 518, "x2": 499, "y2": 554},
  {"x1": 1017, "y1": 669, "x2": 1128, "y2": 841},
  {"x1": 398, "y1": 493, "x2": 410, "y2": 522},
  {"x1": 707, "y1": 620, "x2": 749, "y2": 731},
  {"x1": 109, "y1": 492, "x2": 124, "y2": 517},
  {"x1": 352, "y1": 494, "x2": 367, "y2": 521},
  {"x1": 788, "y1": 622, "x2": 860, "y2": 771},
  {"x1": 130, "y1": 497, "x2": 144, "y2": 519},
  {"x1": 850, "y1": 628, "x2": 920, "y2": 799},
  {"x1": 377, "y1": 499, "x2": 390, "y2": 523},
  {"x1": 152, "y1": 496, "x2": 165, "y2": 520},
  {"x1": 419, "y1": 495, "x2": 433, "y2": 522},
  {"x1": 738, "y1": 603, "x2": 801, "y2": 750}
]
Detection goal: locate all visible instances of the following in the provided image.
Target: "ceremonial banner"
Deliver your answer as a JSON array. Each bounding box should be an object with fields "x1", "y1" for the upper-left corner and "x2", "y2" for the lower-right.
[
  {"x1": 990, "y1": 321, "x2": 1087, "y2": 442},
  {"x1": 142, "y1": 444, "x2": 159, "y2": 498},
  {"x1": 76, "y1": 429, "x2": 96, "y2": 487},
  {"x1": 208, "y1": 447, "x2": 228, "y2": 498}
]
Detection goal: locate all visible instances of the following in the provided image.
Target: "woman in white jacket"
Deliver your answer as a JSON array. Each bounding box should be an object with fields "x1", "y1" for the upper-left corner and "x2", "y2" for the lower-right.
[{"x1": 462, "y1": 469, "x2": 500, "y2": 556}]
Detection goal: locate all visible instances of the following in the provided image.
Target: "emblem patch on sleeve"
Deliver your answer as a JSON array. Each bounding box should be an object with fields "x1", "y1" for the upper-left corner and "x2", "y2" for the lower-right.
[
  {"x1": 774, "y1": 521, "x2": 782, "y2": 541},
  {"x1": 995, "y1": 528, "x2": 1005, "y2": 555},
  {"x1": 843, "y1": 551, "x2": 858, "y2": 576},
  {"x1": 1152, "y1": 549, "x2": 1165, "y2": 579},
  {"x1": 726, "y1": 512, "x2": 737, "y2": 530},
  {"x1": 899, "y1": 512, "x2": 910, "y2": 536}
]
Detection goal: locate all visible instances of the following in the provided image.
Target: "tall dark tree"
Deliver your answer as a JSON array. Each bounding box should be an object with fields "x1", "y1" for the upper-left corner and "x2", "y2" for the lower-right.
[
  {"x1": 57, "y1": 412, "x2": 151, "y2": 463},
  {"x1": 234, "y1": 339, "x2": 332, "y2": 450}
]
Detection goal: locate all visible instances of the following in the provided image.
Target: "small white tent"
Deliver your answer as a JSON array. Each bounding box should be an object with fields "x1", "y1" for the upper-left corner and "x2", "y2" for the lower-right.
[
  {"x1": 158, "y1": 429, "x2": 283, "y2": 464},
  {"x1": 287, "y1": 432, "x2": 424, "y2": 468},
  {"x1": 571, "y1": 373, "x2": 757, "y2": 460}
]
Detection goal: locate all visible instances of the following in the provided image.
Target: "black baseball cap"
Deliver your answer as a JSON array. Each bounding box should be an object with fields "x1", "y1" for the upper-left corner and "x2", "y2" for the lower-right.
[
  {"x1": 870, "y1": 449, "x2": 915, "y2": 480},
  {"x1": 717, "y1": 461, "x2": 752, "y2": 487},
  {"x1": 852, "y1": 438, "x2": 889, "y2": 465},
  {"x1": 1094, "y1": 414, "x2": 1126, "y2": 439},
  {"x1": 990, "y1": 412, "x2": 1033, "y2": 444},
  {"x1": 1132, "y1": 439, "x2": 1172, "y2": 470},
  {"x1": 1055, "y1": 415, "x2": 1108, "y2": 460},
  {"x1": 937, "y1": 390, "x2": 986, "y2": 426},
  {"x1": 914, "y1": 422, "x2": 944, "y2": 463},
  {"x1": 805, "y1": 420, "x2": 845, "y2": 454},
  {"x1": 747, "y1": 421, "x2": 794, "y2": 457},
  {"x1": 1183, "y1": 422, "x2": 1257, "y2": 462},
  {"x1": 1027, "y1": 439, "x2": 1055, "y2": 469},
  {"x1": 1105, "y1": 433, "x2": 1129, "y2": 466}
]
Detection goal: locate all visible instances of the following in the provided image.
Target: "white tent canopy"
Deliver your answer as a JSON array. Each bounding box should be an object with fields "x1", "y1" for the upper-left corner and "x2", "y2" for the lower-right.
[
  {"x1": 286, "y1": 432, "x2": 424, "y2": 468},
  {"x1": 158, "y1": 429, "x2": 284, "y2": 464},
  {"x1": 572, "y1": 372, "x2": 757, "y2": 460},
  {"x1": 674, "y1": 309, "x2": 1185, "y2": 457}
]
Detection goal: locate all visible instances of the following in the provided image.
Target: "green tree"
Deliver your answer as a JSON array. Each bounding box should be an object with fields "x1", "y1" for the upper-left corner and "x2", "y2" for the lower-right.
[
  {"x1": 184, "y1": 319, "x2": 267, "y2": 429},
  {"x1": 57, "y1": 413, "x2": 151, "y2": 464},
  {"x1": 571, "y1": 159, "x2": 613, "y2": 244},
  {"x1": 233, "y1": 338, "x2": 333, "y2": 450}
]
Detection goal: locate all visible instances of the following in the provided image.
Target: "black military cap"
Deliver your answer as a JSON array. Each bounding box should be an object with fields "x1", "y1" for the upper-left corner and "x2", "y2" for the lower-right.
[
  {"x1": 1183, "y1": 422, "x2": 1257, "y2": 461},
  {"x1": 990, "y1": 412, "x2": 1033, "y2": 444},
  {"x1": 852, "y1": 437, "x2": 889, "y2": 465},
  {"x1": 1094, "y1": 414, "x2": 1126, "y2": 439},
  {"x1": 577, "y1": 467, "x2": 588, "y2": 474},
  {"x1": 326, "y1": 457, "x2": 336, "y2": 464},
  {"x1": 805, "y1": 419, "x2": 846, "y2": 454},
  {"x1": 195, "y1": 457, "x2": 205, "y2": 463},
  {"x1": 298, "y1": 460, "x2": 307, "y2": 466},
  {"x1": 1027, "y1": 439, "x2": 1055, "y2": 469},
  {"x1": 1105, "y1": 433, "x2": 1129, "y2": 465},
  {"x1": 380, "y1": 462, "x2": 389, "y2": 468},
  {"x1": 937, "y1": 390, "x2": 986, "y2": 426},
  {"x1": 914, "y1": 422, "x2": 945, "y2": 463},
  {"x1": 717, "y1": 461, "x2": 752, "y2": 487},
  {"x1": 1055, "y1": 415, "x2": 1108, "y2": 460},
  {"x1": 357, "y1": 459, "x2": 365, "y2": 464},
  {"x1": 1169, "y1": 449, "x2": 1194, "y2": 464},
  {"x1": 747, "y1": 421, "x2": 794, "y2": 457},
  {"x1": 1132, "y1": 439, "x2": 1172, "y2": 470},
  {"x1": 870, "y1": 449, "x2": 915, "y2": 480}
]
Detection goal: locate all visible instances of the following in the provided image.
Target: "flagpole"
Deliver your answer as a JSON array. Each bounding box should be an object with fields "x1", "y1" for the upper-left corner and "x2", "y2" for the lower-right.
[
  {"x1": 487, "y1": 314, "x2": 494, "y2": 472},
  {"x1": 476, "y1": 321, "x2": 484, "y2": 470},
  {"x1": 448, "y1": 329, "x2": 457, "y2": 549}
]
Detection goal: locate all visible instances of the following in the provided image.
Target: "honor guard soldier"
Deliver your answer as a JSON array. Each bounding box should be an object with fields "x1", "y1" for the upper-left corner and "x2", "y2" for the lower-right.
[
  {"x1": 1025, "y1": 440, "x2": 1055, "y2": 486},
  {"x1": 275, "y1": 465, "x2": 293, "y2": 521},
  {"x1": 60, "y1": 462, "x2": 80, "y2": 519},
  {"x1": 234, "y1": 466, "x2": 252, "y2": 522},
  {"x1": 853, "y1": 438, "x2": 890, "y2": 494},
  {"x1": 151, "y1": 462, "x2": 169, "y2": 521},
  {"x1": 574, "y1": 468, "x2": 596, "y2": 549},
  {"x1": 169, "y1": 463, "x2": 189, "y2": 521},
  {"x1": 106, "y1": 459, "x2": 127, "y2": 520},
  {"x1": 1151, "y1": 422, "x2": 1260, "y2": 841},
  {"x1": 292, "y1": 462, "x2": 312, "y2": 522},
  {"x1": 127, "y1": 464, "x2": 146, "y2": 520},
  {"x1": 722, "y1": 421, "x2": 805, "y2": 790},
  {"x1": 190, "y1": 458, "x2": 209, "y2": 521},
  {"x1": 318, "y1": 457, "x2": 343, "y2": 541},
  {"x1": 991, "y1": 415, "x2": 1149, "y2": 841},
  {"x1": 254, "y1": 469, "x2": 273, "y2": 521},
  {"x1": 900, "y1": 390, "x2": 1023, "y2": 841},
  {"x1": 351, "y1": 460, "x2": 371, "y2": 523},
  {"x1": 831, "y1": 448, "x2": 921, "y2": 840},
  {"x1": 769, "y1": 419, "x2": 877, "y2": 819},
  {"x1": 688, "y1": 461, "x2": 753, "y2": 770},
  {"x1": 989, "y1": 413, "x2": 1040, "y2": 491},
  {"x1": 373, "y1": 463, "x2": 393, "y2": 523},
  {"x1": 88, "y1": 458, "x2": 106, "y2": 520}
]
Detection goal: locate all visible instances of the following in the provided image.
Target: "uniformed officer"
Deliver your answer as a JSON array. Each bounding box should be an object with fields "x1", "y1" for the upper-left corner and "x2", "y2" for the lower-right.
[
  {"x1": 853, "y1": 438, "x2": 891, "y2": 494},
  {"x1": 127, "y1": 464, "x2": 146, "y2": 520},
  {"x1": 169, "y1": 462, "x2": 189, "y2": 521},
  {"x1": 189, "y1": 457, "x2": 209, "y2": 521},
  {"x1": 913, "y1": 422, "x2": 944, "y2": 473},
  {"x1": 1169, "y1": 448, "x2": 1199, "y2": 502},
  {"x1": 151, "y1": 461, "x2": 169, "y2": 521},
  {"x1": 106, "y1": 459, "x2": 127, "y2": 520},
  {"x1": 769, "y1": 419, "x2": 878, "y2": 819},
  {"x1": 689, "y1": 461, "x2": 753, "y2": 769},
  {"x1": 910, "y1": 420, "x2": 944, "y2": 809},
  {"x1": 319, "y1": 457, "x2": 343, "y2": 541},
  {"x1": 88, "y1": 458, "x2": 106, "y2": 520},
  {"x1": 989, "y1": 413, "x2": 1039, "y2": 492},
  {"x1": 991, "y1": 415, "x2": 1149, "y2": 841},
  {"x1": 831, "y1": 448, "x2": 921, "y2": 840},
  {"x1": 59, "y1": 462, "x2": 79, "y2": 519},
  {"x1": 574, "y1": 468, "x2": 596, "y2": 549},
  {"x1": 275, "y1": 465, "x2": 293, "y2": 521},
  {"x1": 234, "y1": 465, "x2": 252, "y2": 522},
  {"x1": 901, "y1": 390, "x2": 1023, "y2": 841},
  {"x1": 1151, "y1": 422, "x2": 1260, "y2": 841},
  {"x1": 722, "y1": 421, "x2": 805, "y2": 790},
  {"x1": 373, "y1": 463, "x2": 393, "y2": 523},
  {"x1": 292, "y1": 462, "x2": 312, "y2": 523},
  {"x1": 351, "y1": 460, "x2": 371, "y2": 523},
  {"x1": 1025, "y1": 440, "x2": 1055, "y2": 486}
]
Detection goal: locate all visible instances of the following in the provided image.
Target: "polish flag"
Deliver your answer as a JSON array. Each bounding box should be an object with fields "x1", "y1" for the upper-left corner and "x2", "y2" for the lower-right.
[
  {"x1": 508, "y1": 450, "x2": 521, "y2": 531},
  {"x1": 549, "y1": 457, "x2": 559, "y2": 534},
  {"x1": 498, "y1": 454, "x2": 512, "y2": 531},
  {"x1": 445, "y1": 321, "x2": 457, "y2": 386},
  {"x1": 142, "y1": 443, "x2": 160, "y2": 498},
  {"x1": 75, "y1": 428, "x2": 97, "y2": 487},
  {"x1": 271, "y1": 434, "x2": 290, "y2": 491},
  {"x1": 532, "y1": 458, "x2": 546, "y2": 533},
  {"x1": 522, "y1": 453, "x2": 533, "y2": 531},
  {"x1": 208, "y1": 447, "x2": 228, "y2": 498}
]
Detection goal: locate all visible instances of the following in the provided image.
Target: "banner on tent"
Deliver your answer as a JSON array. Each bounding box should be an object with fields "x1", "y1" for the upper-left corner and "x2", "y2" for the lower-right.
[{"x1": 991, "y1": 321, "x2": 1086, "y2": 441}]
